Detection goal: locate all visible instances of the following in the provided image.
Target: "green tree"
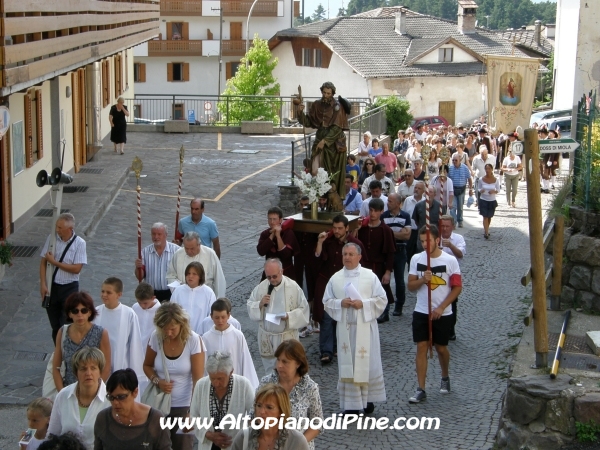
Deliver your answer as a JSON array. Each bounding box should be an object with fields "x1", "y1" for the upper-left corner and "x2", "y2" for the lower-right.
[
  {"x1": 312, "y1": 4, "x2": 327, "y2": 21},
  {"x1": 370, "y1": 96, "x2": 413, "y2": 137},
  {"x1": 337, "y1": 7, "x2": 347, "y2": 17},
  {"x1": 217, "y1": 35, "x2": 281, "y2": 124}
]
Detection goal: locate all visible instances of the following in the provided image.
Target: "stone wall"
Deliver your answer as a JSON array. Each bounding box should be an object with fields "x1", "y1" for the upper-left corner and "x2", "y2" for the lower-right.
[
  {"x1": 496, "y1": 375, "x2": 600, "y2": 449},
  {"x1": 278, "y1": 184, "x2": 301, "y2": 216}
]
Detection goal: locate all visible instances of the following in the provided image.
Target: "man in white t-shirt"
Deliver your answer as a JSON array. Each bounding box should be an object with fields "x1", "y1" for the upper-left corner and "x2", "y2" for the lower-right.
[{"x1": 407, "y1": 224, "x2": 461, "y2": 404}]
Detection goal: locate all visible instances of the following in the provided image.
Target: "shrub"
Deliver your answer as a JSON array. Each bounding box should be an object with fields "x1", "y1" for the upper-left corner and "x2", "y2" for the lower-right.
[{"x1": 369, "y1": 96, "x2": 412, "y2": 137}]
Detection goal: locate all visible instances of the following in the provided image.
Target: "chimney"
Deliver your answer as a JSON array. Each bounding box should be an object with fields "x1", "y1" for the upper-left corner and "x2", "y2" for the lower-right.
[
  {"x1": 534, "y1": 20, "x2": 541, "y2": 45},
  {"x1": 457, "y1": 0, "x2": 479, "y2": 35},
  {"x1": 395, "y1": 10, "x2": 407, "y2": 35}
]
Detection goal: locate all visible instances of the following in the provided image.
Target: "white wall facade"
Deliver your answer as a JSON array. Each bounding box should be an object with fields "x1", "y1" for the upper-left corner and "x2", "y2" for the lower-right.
[
  {"x1": 552, "y1": 0, "x2": 580, "y2": 110},
  {"x1": 135, "y1": 1, "x2": 294, "y2": 97}
]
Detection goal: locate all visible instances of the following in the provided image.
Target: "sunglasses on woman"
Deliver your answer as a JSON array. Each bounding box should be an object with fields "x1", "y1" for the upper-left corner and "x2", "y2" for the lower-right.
[
  {"x1": 70, "y1": 307, "x2": 90, "y2": 315},
  {"x1": 106, "y1": 393, "x2": 130, "y2": 402}
]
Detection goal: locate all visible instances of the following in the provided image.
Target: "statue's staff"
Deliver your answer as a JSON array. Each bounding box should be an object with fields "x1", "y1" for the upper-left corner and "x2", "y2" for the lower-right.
[
  {"x1": 132, "y1": 156, "x2": 144, "y2": 283},
  {"x1": 173, "y1": 146, "x2": 185, "y2": 244},
  {"x1": 420, "y1": 145, "x2": 434, "y2": 359},
  {"x1": 293, "y1": 85, "x2": 308, "y2": 159}
]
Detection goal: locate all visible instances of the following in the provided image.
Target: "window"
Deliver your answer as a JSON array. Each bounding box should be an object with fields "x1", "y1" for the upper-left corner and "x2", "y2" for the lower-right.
[
  {"x1": 134, "y1": 63, "x2": 146, "y2": 82},
  {"x1": 302, "y1": 48, "x2": 311, "y2": 67},
  {"x1": 102, "y1": 59, "x2": 110, "y2": 107},
  {"x1": 301, "y1": 48, "x2": 323, "y2": 68},
  {"x1": 167, "y1": 63, "x2": 189, "y2": 82},
  {"x1": 24, "y1": 89, "x2": 43, "y2": 167},
  {"x1": 438, "y1": 48, "x2": 453, "y2": 62},
  {"x1": 167, "y1": 22, "x2": 188, "y2": 40},
  {"x1": 314, "y1": 49, "x2": 322, "y2": 68},
  {"x1": 226, "y1": 62, "x2": 241, "y2": 80}
]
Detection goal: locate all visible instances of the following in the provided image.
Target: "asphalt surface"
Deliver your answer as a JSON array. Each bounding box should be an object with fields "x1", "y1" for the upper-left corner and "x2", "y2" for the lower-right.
[{"x1": 0, "y1": 131, "x2": 544, "y2": 449}]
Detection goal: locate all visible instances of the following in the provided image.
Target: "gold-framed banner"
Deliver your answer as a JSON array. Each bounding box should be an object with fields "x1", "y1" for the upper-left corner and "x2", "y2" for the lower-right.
[{"x1": 486, "y1": 55, "x2": 540, "y2": 133}]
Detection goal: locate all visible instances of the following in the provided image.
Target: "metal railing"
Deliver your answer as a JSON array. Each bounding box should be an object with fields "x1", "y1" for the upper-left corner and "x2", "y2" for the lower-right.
[
  {"x1": 124, "y1": 95, "x2": 370, "y2": 128},
  {"x1": 573, "y1": 90, "x2": 600, "y2": 211}
]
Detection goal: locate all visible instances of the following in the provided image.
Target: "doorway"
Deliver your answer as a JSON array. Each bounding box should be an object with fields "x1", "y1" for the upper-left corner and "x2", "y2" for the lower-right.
[{"x1": 439, "y1": 101, "x2": 455, "y2": 126}]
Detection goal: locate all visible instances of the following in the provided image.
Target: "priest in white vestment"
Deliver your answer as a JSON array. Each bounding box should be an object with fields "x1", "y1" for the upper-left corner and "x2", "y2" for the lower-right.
[
  {"x1": 171, "y1": 283, "x2": 217, "y2": 335},
  {"x1": 247, "y1": 258, "x2": 310, "y2": 373},
  {"x1": 323, "y1": 242, "x2": 387, "y2": 413},
  {"x1": 167, "y1": 231, "x2": 226, "y2": 297}
]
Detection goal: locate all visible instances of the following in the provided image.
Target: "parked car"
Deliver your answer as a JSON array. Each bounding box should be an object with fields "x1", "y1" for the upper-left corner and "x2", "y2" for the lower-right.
[
  {"x1": 134, "y1": 118, "x2": 166, "y2": 125},
  {"x1": 538, "y1": 116, "x2": 572, "y2": 139},
  {"x1": 410, "y1": 115, "x2": 450, "y2": 130},
  {"x1": 530, "y1": 109, "x2": 571, "y2": 127}
]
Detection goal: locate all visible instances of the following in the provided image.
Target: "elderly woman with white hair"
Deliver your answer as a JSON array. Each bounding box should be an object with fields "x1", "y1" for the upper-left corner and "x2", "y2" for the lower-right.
[{"x1": 189, "y1": 352, "x2": 255, "y2": 450}]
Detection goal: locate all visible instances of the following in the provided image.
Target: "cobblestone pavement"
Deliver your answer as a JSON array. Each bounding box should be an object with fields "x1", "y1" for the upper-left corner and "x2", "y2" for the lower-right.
[{"x1": 0, "y1": 131, "x2": 547, "y2": 449}]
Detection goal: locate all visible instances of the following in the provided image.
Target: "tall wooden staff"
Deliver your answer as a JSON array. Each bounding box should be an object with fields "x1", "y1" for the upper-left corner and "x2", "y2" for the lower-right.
[
  {"x1": 132, "y1": 156, "x2": 144, "y2": 283},
  {"x1": 420, "y1": 146, "x2": 434, "y2": 359},
  {"x1": 174, "y1": 145, "x2": 186, "y2": 243}
]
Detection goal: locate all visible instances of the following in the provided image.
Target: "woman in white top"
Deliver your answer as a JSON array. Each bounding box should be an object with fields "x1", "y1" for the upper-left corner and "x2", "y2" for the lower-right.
[
  {"x1": 47, "y1": 347, "x2": 110, "y2": 450},
  {"x1": 478, "y1": 163, "x2": 501, "y2": 239},
  {"x1": 143, "y1": 302, "x2": 205, "y2": 450},
  {"x1": 427, "y1": 147, "x2": 442, "y2": 177},
  {"x1": 502, "y1": 150, "x2": 522, "y2": 208}
]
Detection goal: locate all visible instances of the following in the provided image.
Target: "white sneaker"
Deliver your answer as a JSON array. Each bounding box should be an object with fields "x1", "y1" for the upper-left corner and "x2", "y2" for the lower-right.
[{"x1": 312, "y1": 322, "x2": 320, "y2": 333}]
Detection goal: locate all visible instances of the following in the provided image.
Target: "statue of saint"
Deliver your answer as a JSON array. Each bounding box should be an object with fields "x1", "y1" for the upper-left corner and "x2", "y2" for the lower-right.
[{"x1": 296, "y1": 82, "x2": 349, "y2": 198}]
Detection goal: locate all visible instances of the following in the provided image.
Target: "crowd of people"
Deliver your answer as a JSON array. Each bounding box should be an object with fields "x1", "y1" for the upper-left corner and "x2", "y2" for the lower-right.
[{"x1": 25, "y1": 117, "x2": 562, "y2": 449}]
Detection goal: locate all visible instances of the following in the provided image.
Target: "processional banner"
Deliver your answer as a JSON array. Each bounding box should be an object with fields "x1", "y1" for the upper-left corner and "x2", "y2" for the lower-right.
[{"x1": 486, "y1": 55, "x2": 540, "y2": 133}]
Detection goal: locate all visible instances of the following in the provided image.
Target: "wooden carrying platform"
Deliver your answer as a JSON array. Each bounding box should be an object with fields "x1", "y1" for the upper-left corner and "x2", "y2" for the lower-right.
[{"x1": 286, "y1": 213, "x2": 359, "y2": 234}]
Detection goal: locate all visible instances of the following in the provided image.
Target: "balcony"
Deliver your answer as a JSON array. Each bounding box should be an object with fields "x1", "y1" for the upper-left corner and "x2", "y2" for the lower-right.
[
  {"x1": 0, "y1": 0, "x2": 160, "y2": 94},
  {"x1": 222, "y1": 40, "x2": 247, "y2": 56},
  {"x1": 148, "y1": 40, "x2": 203, "y2": 56},
  {"x1": 161, "y1": 0, "x2": 203, "y2": 16},
  {"x1": 222, "y1": 1, "x2": 278, "y2": 17}
]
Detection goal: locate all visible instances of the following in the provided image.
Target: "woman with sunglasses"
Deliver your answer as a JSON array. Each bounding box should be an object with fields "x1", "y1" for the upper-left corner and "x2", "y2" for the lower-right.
[
  {"x1": 94, "y1": 369, "x2": 172, "y2": 450},
  {"x1": 47, "y1": 347, "x2": 110, "y2": 450},
  {"x1": 358, "y1": 157, "x2": 376, "y2": 192},
  {"x1": 52, "y1": 292, "x2": 111, "y2": 392}
]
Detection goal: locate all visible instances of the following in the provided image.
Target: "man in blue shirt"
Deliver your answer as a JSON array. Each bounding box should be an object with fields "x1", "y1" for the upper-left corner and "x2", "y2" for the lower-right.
[
  {"x1": 343, "y1": 174, "x2": 363, "y2": 215},
  {"x1": 177, "y1": 198, "x2": 221, "y2": 258},
  {"x1": 382, "y1": 193, "x2": 412, "y2": 318},
  {"x1": 447, "y1": 157, "x2": 473, "y2": 228}
]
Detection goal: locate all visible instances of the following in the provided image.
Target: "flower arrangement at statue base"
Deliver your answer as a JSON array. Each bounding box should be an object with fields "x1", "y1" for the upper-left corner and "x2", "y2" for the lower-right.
[{"x1": 295, "y1": 168, "x2": 335, "y2": 220}]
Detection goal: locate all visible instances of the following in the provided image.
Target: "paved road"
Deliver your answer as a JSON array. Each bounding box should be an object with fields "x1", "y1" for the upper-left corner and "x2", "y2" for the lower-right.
[{"x1": 0, "y1": 132, "x2": 540, "y2": 449}]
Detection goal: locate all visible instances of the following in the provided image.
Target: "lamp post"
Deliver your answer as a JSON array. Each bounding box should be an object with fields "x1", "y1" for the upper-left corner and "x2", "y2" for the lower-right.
[
  {"x1": 246, "y1": 0, "x2": 260, "y2": 68},
  {"x1": 212, "y1": 7, "x2": 223, "y2": 95},
  {"x1": 485, "y1": 15, "x2": 490, "y2": 28}
]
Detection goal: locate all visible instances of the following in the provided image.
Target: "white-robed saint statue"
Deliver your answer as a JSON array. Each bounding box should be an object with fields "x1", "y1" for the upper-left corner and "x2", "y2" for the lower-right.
[
  {"x1": 167, "y1": 231, "x2": 226, "y2": 297},
  {"x1": 323, "y1": 242, "x2": 387, "y2": 413},
  {"x1": 247, "y1": 258, "x2": 310, "y2": 372}
]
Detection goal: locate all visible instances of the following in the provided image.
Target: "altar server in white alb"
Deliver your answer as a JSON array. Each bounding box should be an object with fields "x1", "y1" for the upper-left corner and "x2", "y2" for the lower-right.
[
  {"x1": 323, "y1": 243, "x2": 387, "y2": 414},
  {"x1": 202, "y1": 298, "x2": 259, "y2": 388},
  {"x1": 247, "y1": 258, "x2": 310, "y2": 372},
  {"x1": 94, "y1": 277, "x2": 147, "y2": 388},
  {"x1": 167, "y1": 231, "x2": 226, "y2": 297},
  {"x1": 171, "y1": 261, "x2": 217, "y2": 335},
  {"x1": 132, "y1": 282, "x2": 161, "y2": 347}
]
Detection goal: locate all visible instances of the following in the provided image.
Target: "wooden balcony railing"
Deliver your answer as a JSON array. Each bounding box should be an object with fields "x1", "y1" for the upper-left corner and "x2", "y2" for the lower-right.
[
  {"x1": 161, "y1": 0, "x2": 203, "y2": 16},
  {"x1": 148, "y1": 40, "x2": 203, "y2": 56},
  {"x1": 1, "y1": 0, "x2": 159, "y2": 92},
  {"x1": 222, "y1": 1, "x2": 278, "y2": 17},
  {"x1": 222, "y1": 40, "x2": 247, "y2": 56}
]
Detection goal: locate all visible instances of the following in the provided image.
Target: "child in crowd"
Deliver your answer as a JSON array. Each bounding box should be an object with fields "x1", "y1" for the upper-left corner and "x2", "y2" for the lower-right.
[
  {"x1": 197, "y1": 297, "x2": 241, "y2": 335},
  {"x1": 171, "y1": 261, "x2": 216, "y2": 335},
  {"x1": 94, "y1": 277, "x2": 146, "y2": 388},
  {"x1": 202, "y1": 298, "x2": 259, "y2": 388},
  {"x1": 346, "y1": 154, "x2": 360, "y2": 189},
  {"x1": 19, "y1": 397, "x2": 52, "y2": 450},
  {"x1": 132, "y1": 282, "x2": 160, "y2": 347}
]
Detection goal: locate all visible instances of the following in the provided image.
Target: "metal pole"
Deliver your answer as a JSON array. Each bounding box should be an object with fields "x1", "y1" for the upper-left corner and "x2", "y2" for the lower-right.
[
  {"x1": 291, "y1": 141, "x2": 295, "y2": 186},
  {"x1": 524, "y1": 128, "x2": 548, "y2": 368},
  {"x1": 246, "y1": 0, "x2": 260, "y2": 68},
  {"x1": 218, "y1": 7, "x2": 223, "y2": 96}
]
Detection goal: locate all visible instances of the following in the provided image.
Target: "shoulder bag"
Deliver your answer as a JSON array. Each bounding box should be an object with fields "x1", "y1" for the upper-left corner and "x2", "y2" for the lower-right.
[
  {"x1": 42, "y1": 324, "x2": 69, "y2": 400},
  {"x1": 141, "y1": 339, "x2": 172, "y2": 415}
]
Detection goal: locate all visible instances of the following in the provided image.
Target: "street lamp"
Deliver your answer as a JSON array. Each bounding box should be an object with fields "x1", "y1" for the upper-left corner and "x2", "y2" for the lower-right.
[
  {"x1": 246, "y1": 0, "x2": 260, "y2": 68},
  {"x1": 485, "y1": 15, "x2": 490, "y2": 29}
]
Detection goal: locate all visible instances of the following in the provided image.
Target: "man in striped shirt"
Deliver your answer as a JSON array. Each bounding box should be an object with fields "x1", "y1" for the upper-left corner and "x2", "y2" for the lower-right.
[
  {"x1": 39, "y1": 213, "x2": 87, "y2": 344},
  {"x1": 447, "y1": 156, "x2": 473, "y2": 228},
  {"x1": 135, "y1": 222, "x2": 180, "y2": 301}
]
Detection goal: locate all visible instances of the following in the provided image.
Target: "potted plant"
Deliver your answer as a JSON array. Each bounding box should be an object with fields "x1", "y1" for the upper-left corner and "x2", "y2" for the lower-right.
[{"x1": 0, "y1": 239, "x2": 13, "y2": 283}]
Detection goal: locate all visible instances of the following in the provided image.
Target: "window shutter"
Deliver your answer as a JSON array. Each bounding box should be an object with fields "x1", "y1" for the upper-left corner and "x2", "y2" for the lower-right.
[
  {"x1": 226, "y1": 62, "x2": 232, "y2": 80},
  {"x1": 114, "y1": 55, "x2": 121, "y2": 96},
  {"x1": 24, "y1": 94, "x2": 33, "y2": 168},
  {"x1": 36, "y1": 90, "x2": 43, "y2": 159},
  {"x1": 140, "y1": 63, "x2": 146, "y2": 82},
  {"x1": 166, "y1": 22, "x2": 173, "y2": 40},
  {"x1": 167, "y1": 63, "x2": 174, "y2": 82},
  {"x1": 182, "y1": 22, "x2": 189, "y2": 40},
  {"x1": 183, "y1": 63, "x2": 189, "y2": 81}
]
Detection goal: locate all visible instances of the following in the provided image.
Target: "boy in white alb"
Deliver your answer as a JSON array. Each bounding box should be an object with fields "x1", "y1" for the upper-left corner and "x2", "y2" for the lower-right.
[
  {"x1": 407, "y1": 225, "x2": 461, "y2": 404},
  {"x1": 171, "y1": 261, "x2": 217, "y2": 335},
  {"x1": 94, "y1": 277, "x2": 147, "y2": 390},
  {"x1": 202, "y1": 298, "x2": 259, "y2": 388},
  {"x1": 132, "y1": 282, "x2": 160, "y2": 347},
  {"x1": 197, "y1": 297, "x2": 241, "y2": 335}
]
